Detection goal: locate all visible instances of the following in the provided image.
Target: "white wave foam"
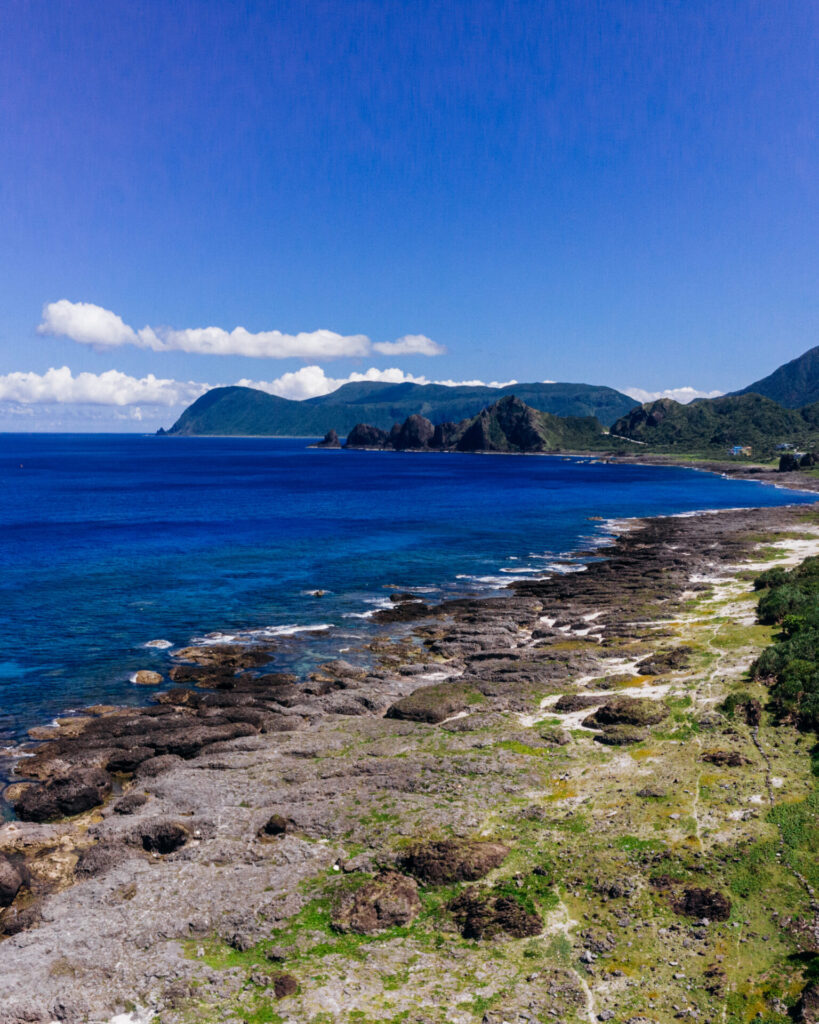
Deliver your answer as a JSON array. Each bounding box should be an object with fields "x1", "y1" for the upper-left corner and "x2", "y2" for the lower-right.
[
  {"x1": 192, "y1": 623, "x2": 332, "y2": 645},
  {"x1": 456, "y1": 574, "x2": 535, "y2": 585},
  {"x1": 144, "y1": 639, "x2": 173, "y2": 649}
]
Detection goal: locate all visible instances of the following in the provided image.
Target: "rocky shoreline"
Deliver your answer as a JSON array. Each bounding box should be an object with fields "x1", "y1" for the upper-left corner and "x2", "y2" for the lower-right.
[{"x1": 2, "y1": 499, "x2": 819, "y2": 1022}]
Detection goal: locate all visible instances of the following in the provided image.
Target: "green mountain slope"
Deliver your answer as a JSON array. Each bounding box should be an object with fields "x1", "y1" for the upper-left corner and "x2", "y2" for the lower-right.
[
  {"x1": 731, "y1": 346, "x2": 819, "y2": 407},
  {"x1": 162, "y1": 381, "x2": 637, "y2": 435},
  {"x1": 610, "y1": 393, "x2": 818, "y2": 453}
]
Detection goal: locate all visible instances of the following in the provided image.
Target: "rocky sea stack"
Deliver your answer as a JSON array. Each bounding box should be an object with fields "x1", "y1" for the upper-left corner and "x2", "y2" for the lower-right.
[{"x1": 342, "y1": 395, "x2": 605, "y2": 454}]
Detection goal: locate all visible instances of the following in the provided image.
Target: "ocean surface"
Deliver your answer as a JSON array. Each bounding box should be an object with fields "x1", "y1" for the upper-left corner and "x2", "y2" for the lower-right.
[{"x1": 0, "y1": 434, "x2": 815, "y2": 749}]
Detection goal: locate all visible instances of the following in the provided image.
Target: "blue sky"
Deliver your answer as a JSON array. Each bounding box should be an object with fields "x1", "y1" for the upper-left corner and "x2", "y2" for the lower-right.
[{"x1": 0, "y1": 0, "x2": 816, "y2": 430}]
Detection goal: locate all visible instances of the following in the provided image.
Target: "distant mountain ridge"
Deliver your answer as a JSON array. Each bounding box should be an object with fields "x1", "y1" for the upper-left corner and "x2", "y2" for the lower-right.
[
  {"x1": 161, "y1": 380, "x2": 638, "y2": 436},
  {"x1": 730, "y1": 345, "x2": 819, "y2": 407}
]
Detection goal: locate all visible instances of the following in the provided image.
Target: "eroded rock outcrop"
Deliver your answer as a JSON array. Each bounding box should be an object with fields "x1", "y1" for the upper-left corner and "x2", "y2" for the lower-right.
[
  {"x1": 345, "y1": 423, "x2": 390, "y2": 448},
  {"x1": 314, "y1": 429, "x2": 341, "y2": 448},
  {"x1": 331, "y1": 872, "x2": 420, "y2": 934},
  {"x1": 448, "y1": 886, "x2": 542, "y2": 939},
  {"x1": 14, "y1": 767, "x2": 112, "y2": 822},
  {"x1": 584, "y1": 695, "x2": 669, "y2": 728},
  {"x1": 399, "y1": 839, "x2": 509, "y2": 884}
]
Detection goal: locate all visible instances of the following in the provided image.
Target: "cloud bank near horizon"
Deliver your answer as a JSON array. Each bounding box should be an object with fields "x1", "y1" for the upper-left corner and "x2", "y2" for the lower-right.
[
  {"x1": 0, "y1": 365, "x2": 521, "y2": 408},
  {"x1": 622, "y1": 385, "x2": 724, "y2": 405},
  {"x1": 39, "y1": 300, "x2": 445, "y2": 360},
  {"x1": 0, "y1": 367, "x2": 206, "y2": 407}
]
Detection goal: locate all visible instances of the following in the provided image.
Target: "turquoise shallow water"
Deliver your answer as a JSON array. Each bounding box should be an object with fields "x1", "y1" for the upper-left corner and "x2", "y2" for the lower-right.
[{"x1": 0, "y1": 433, "x2": 814, "y2": 745}]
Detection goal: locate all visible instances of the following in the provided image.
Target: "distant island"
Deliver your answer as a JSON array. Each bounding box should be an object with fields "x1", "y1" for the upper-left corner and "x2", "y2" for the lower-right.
[{"x1": 158, "y1": 380, "x2": 638, "y2": 436}]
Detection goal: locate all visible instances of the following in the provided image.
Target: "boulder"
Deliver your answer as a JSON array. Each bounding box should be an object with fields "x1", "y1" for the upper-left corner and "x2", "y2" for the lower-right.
[
  {"x1": 273, "y1": 973, "x2": 299, "y2": 999},
  {"x1": 134, "y1": 670, "x2": 163, "y2": 686},
  {"x1": 112, "y1": 791, "x2": 149, "y2": 815},
  {"x1": 138, "y1": 819, "x2": 190, "y2": 855},
  {"x1": 594, "y1": 724, "x2": 648, "y2": 745},
  {"x1": 331, "y1": 872, "x2": 421, "y2": 934},
  {"x1": 14, "y1": 766, "x2": 112, "y2": 822},
  {"x1": 584, "y1": 696, "x2": 668, "y2": 728},
  {"x1": 448, "y1": 886, "x2": 542, "y2": 940},
  {"x1": 385, "y1": 682, "x2": 469, "y2": 723},
  {"x1": 700, "y1": 750, "x2": 749, "y2": 767},
  {"x1": 344, "y1": 423, "x2": 389, "y2": 448},
  {"x1": 553, "y1": 694, "x2": 603, "y2": 712},
  {"x1": 0, "y1": 855, "x2": 24, "y2": 908},
  {"x1": 672, "y1": 887, "x2": 731, "y2": 922},
  {"x1": 637, "y1": 647, "x2": 692, "y2": 675},
  {"x1": 399, "y1": 839, "x2": 509, "y2": 884}
]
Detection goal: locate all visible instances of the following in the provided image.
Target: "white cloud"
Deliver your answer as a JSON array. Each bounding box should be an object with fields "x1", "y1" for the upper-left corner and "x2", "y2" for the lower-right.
[
  {"x1": 0, "y1": 364, "x2": 524, "y2": 411},
  {"x1": 240, "y1": 366, "x2": 521, "y2": 401},
  {"x1": 0, "y1": 366, "x2": 207, "y2": 407},
  {"x1": 372, "y1": 334, "x2": 445, "y2": 356},
  {"x1": 431, "y1": 377, "x2": 520, "y2": 388},
  {"x1": 39, "y1": 300, "x2": 444, "y2": 360},
  {"x1": 238, "y1": 366, "x2": 427, "y2": 401},
  {"x1": 38, "y1": 300, "x2": 139, "y2": 348},
  {"x1": 622, "y1": 386, "x2": 724, "y2": 405}
]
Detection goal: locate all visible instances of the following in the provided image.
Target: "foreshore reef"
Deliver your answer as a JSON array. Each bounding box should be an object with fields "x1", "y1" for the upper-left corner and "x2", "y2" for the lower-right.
[{"x1": 3, "y1": 504, "x2": 819, "y2": 1022}]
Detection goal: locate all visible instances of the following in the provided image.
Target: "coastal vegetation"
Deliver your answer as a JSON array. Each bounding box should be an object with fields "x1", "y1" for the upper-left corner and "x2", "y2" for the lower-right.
[{"x1": 609, "y1": 392, "x2": 819, "y2": 457}]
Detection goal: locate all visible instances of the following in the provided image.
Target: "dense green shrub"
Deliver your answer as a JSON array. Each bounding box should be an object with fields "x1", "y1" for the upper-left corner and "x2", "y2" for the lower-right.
[
  {"x1": 751, "y1": 559, "x2": 819, "y2": 729},
  {"x1": 753, "y1": 566, "x2": 789, "y2": 591}
]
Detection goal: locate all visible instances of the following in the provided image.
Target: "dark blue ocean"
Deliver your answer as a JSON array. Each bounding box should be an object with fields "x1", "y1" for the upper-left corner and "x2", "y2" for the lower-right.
[{"x1": 0, "y1": 435, "x2": 815, "y2": 748}]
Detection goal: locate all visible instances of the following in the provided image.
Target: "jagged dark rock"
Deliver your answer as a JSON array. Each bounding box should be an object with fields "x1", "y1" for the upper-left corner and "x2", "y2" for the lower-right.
[
  {"x1": 390, "y1": 414, "x2": 435, "y2": 450},
  {"x1": 343, "y1": 395, "x2": 605, "y2": 454},
  {"x1": 314, "y1": 429, "x2": 341, "y2": 448},
  {"x1": 345, "y1": 423, "x2": 391, "y2": 448}
]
